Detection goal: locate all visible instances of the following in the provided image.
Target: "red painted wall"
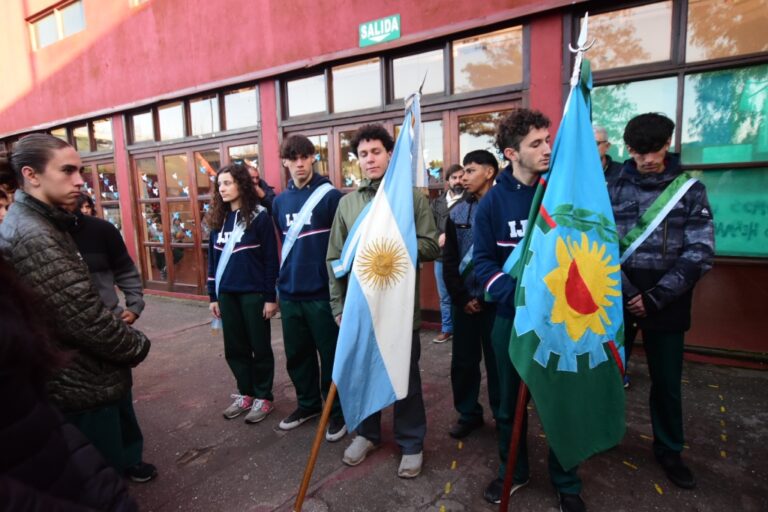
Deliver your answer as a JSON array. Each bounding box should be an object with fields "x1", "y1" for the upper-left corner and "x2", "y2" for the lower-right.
[{"x1": 0, "y1": 0, "x2": 583, "y2": 135}]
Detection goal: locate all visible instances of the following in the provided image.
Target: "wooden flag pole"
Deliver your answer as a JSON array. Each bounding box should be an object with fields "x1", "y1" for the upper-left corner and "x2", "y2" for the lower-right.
[
  {"x1": 293, "y1": 382, "x2": 337, "y2": 512},
  {"x1": 499, "y1": 382, "x2": 530, "y2": 512}
]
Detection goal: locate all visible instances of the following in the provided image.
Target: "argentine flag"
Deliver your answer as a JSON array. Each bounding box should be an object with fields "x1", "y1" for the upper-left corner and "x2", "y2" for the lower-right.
[{"x1": 331, "y1": 94, "x2": 423, "y2": 431}]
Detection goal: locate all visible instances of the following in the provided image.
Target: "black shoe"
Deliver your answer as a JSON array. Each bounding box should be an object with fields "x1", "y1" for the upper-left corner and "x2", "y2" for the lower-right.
[
  {"x1": 483, "y1": 477, "x2": 530, "y2": 505},
  {"x1": 657, "y1": 452, "x2": 696, "y2": 489},
  {"x1": 125, "y1": 462, "x2": 158, "y2": 483},
  {"x1": 278, "y1": 407, "x2": 321, "y2": 431},
  {"x1": 325, "y1": 416, "x2": 348, "y2": 442},
  {"x1": 448, "y1": 418, "x2": 484, "y2": 439},
  {"x1": 559, "y1": 492, "x2": 586, "y2": 512}
]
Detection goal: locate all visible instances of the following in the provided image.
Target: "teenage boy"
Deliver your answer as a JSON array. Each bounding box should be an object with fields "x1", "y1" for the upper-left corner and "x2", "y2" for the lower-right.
[
  {"x1": 442, "y1": 150, "x2": 500, "y2": 439},
  {"x1": 473, "y1": 110, "x2": 586, "y2": 512},
  {"x1": 430, "y1": 164, "x2": 465, "y2": 343},
  {"x1": 609, "y1": 113, "x2": 714, "y2": 489},
  {"x1": 272, "y1": 135, "x2": 346, "y2": 441},
  {"x1": 0, "y1": 134, "x2": 151, "y2": 480},
  {"x1": 327, "y1": 124, "x2": 440, "y2": 478}
]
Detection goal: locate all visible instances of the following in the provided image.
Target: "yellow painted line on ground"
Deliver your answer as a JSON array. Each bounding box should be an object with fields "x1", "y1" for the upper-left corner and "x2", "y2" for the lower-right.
[
  {"x1": 708, "y1": 384, "x2": 720, "y2": 389},
  {"x1": 640, "y1": 434, "x2": 653, "y2": 441},
  {"x1": 720, "y1": 406, "x2": 726, "y2": 413},
  {"x1": 721, "y1": 434, "x2": 727, "y2": 442},
  {"x1": 439, "y1": 505, "x2": 446, "y2": 512},
  {"x1": 451, "y1": 460, "x2": 457, "y2": 470},
  {"x1": 720, "y1": 450, "x2": 727, "y2": 458},
  {"x1": 720, "y1": 420, "x2": 726, "y2": 427},
  {"x1": 538, "y1": 433, "x2": 546, "y2": 439},
  {"x1": 457, "y1": 441, "x2": 463, "y2": 450},
  {"x1": 445, "y1": 482, "x2": 452, "y2": 494},
  {"x1": 683, "y1": 444, "x2": 690, "y2": 449},
  {"x1": 622, "y1": 460, "x2": 638, "y2": 470},
  {"x1": 654, "y1": 483, "x2": 664, "y2": 495},
  {"x1": 718, "y1": 394, "x2": 724, "y2": 401},
  {"x1": 681, "y1": 379, "x2": 689, "y2": 384}
]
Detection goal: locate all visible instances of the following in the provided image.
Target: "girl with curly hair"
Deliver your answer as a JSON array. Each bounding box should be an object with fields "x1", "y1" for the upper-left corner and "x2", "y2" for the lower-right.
[{"x1": 206, "y1": 163, "x2": 279, "y2": 424}]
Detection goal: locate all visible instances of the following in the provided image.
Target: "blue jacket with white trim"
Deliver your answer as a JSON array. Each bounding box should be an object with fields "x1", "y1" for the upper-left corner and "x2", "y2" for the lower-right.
[
  {"x1": 272, "y1": 173, "x2": 342, "y2": 300},
  {"x1": 207, "y1": 208, "x2": 279, "y2": 302},
  {"x1": 472, "y1": 166, "x2": 536, "y2": 319}
]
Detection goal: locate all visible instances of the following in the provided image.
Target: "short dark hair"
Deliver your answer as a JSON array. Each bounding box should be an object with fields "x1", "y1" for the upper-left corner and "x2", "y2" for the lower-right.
[
  {"x1": 8, "y1": 134, "x2": 71, "y2": 184},
  {"x1": 0, "y1": 188, "x2": 8, "y2": 202},
  {"x1": 496, "y1": 109, "x2": 550, "y2": 159},
  {"x1": 623, "y1": 113, "x2": 675, "y2": 154},
  {"x1": 463, "y1": 150, "x2": 499, "y2": 177},
  {"x1": 444, "y1": 164, "x2": 463, "y2": 180},
  {"x1": 76, "y1": 192, "x2": 94, "y2": 211},
  {"x1": 350, "y1": 124, "x2": 394, "y2": 157},
  {"x1": 280, "y1": 134, "x2": 315, "y2": 160}
]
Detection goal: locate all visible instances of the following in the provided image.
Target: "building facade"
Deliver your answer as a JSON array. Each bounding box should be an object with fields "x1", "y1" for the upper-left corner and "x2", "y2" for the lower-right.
[{"x1": 1, "y1": 0, "x2": 766, "y2": 360}]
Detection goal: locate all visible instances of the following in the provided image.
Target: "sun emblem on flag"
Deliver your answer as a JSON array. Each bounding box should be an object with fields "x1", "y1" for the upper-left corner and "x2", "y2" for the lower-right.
[
  {"x1": 543, "y1": 232, "x2": 621, "y2": 341},
  {"x1": 358, "y1": 238, "x2": 408, "y2": 290}
]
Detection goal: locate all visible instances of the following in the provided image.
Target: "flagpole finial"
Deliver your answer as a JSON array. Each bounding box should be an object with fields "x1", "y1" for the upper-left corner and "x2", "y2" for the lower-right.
[{"x1": 569, "y1": 12, "x2": 596, "y2": 88}]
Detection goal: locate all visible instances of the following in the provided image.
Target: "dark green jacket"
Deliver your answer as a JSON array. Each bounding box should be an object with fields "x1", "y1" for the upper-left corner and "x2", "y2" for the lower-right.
[
  {"x1": 0, "y1": 191, "x2": 151, "y2": 413},
  {"x1": 326, "y1": 179, "x2": 440, "y2": 330}
]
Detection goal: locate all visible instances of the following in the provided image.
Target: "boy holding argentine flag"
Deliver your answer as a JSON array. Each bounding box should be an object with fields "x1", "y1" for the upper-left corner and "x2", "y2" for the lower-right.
[{"x1": 326, "y1": 123, "x2": 440, "y2": 479}]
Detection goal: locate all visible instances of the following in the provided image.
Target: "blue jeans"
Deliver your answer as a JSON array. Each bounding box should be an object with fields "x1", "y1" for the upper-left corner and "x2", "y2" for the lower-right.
[{"x1": 434, "y1": 261, "x2": 453, "y2": 334}]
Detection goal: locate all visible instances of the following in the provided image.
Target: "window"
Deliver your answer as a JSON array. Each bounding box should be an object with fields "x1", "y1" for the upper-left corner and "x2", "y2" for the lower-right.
[
  {"x1": 132, "y1": 111, "x2": 154, "y2": 143},
  {"x1": 50, "y1": 127, "x2": 68, "y2": 142},
  {"x1": 287, "y1": 75, "x2": 327, "y2": 117},
  {"x1": 585, "y1": 2, "x2": 672, "y2": 71},
  {"x1": 30, "y1": 1, "x2": 86, "y2": 50},
  {"x1": 306, "y1": 135, "x2": 329, "y2": 176},
  {"x1": 339, "y1": 130, "x2": 361, "y2": 188},
  {"x1": 163, "y1": 154, "x2": 189, "y2": 197},
  {"x1": 592, "y1": 77, "x2": 677, "y2": 161},
  {"x1": 93, "y1": 119, "x2": 113, "y2": 151},
  {"x1": 224, "y1": 87, "x2": 259, "y2": 130},
  {"x1": 452, "y1": 26, "x2": 523, "y2": 93},
  {"x1": 393, "y1": 50, "x2": 445, "y2": 100},
  {"x1": 97, "y1": 163, "x2": 119, "y2": 201},
  {"x1": 686, "y1": 0, "x2": 768, "y2": 62},
  {"x1": 194, "y1": 150, "x2": 220, "y2": 196},
  {"x1": 332, "y1": 59, "x2": 382, "y2": 112},
  {"x1": 190, "y1": 95, "x2": 220, "y2": 136},
  {"x1": 458, "y1": 110, "x2": 511, "y2": 167},
  {"x1": 158, "y1": 102, "x2": 185, "y2": 141},
  {"x1": 73, "y1": 124, "x2": 89, "y2": 152}
]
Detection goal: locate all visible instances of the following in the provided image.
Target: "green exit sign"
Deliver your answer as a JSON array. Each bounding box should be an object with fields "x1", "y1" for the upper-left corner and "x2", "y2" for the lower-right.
[{"x1": 359, "y1": 14, "x2": 401, "y2": 48}]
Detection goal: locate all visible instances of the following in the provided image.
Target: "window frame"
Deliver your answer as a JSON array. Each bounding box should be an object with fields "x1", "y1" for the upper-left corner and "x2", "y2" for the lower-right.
[{"x1": 28, "y1": 0, "x2": 85, "y2": 51}]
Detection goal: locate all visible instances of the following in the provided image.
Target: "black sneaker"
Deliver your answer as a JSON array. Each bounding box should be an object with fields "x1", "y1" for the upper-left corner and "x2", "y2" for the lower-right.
[
  {"x1": 125, "y1": 462, "x2": 158, "y2": 483},
  {"x1": 483, "y1": 477, "x2": 529, "y2": 504},
  {"x1": 278, "y1": 407, "x2": 321, "y2": 431},
  {"x1": 448, "y1": 418, "x2": 484, "y2": 439},
  {"x1": 656, "y1": 452, "x2": 696, "y2": 489},
  {"x1": 325, "y1": 416, "x2": 348, "y2": 442}
]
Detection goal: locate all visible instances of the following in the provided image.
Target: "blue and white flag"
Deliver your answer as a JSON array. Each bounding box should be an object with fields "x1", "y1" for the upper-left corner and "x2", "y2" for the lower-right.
[{"x1": 332, "y1": 94, "x2": 422, "y2": 431}]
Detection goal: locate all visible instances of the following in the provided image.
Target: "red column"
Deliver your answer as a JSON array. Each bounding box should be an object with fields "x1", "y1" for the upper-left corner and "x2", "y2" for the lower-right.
[
  {"x1": 259, "y1": 80, "x2": 282, "y2": 193},
  {"x1": 112, "y1": 114, "x2": 138, "y2": 262},
  {"x1": 528, "y1": 13, "x2": 564, "y2": 135}
]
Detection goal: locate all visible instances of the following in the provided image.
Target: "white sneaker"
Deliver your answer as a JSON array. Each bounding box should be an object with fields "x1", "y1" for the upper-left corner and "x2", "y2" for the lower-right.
[
  {"x1": 342, "y1": 436, "x2": 377, "y2": 466},
  {"x1": 398, "y1": 452, "x2": 423, "y2": 478}
]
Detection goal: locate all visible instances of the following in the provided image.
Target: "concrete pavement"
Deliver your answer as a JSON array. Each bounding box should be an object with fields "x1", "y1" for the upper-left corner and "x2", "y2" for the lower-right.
[{"x1": 127, "y1": 295, "x2": 768, "y2": 511}]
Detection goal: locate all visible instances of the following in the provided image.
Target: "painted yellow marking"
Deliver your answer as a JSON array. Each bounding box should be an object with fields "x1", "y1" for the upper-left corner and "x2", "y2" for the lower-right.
[
  {"x1": 720, "y1": 450, "x2": 727, "y2": 458},
  {"x1": 439, "y1": 506, "x2": 446, "y2": 512},
  {"x1": 718, "y1": 394, "x2": 724, "y2": 401},
  {"x1": 445, "y1": 482, "x2": 452, "y2": 494},
  {"x1": 708, "y1": 384, "x2": 720, "y2": 389},
  {"x1": 622, "y1": 460, "x2": 638, "y2": 470},
  {"x1": 538, "y1": 433, "x2": 547, "y2": 439},
  {"x1": 720, "y1": 420, "x2": 726, "y2": 427},
  {"x1": 720, "y1": 406, "x2": 726, "y2": 413},
  {"x1": 654, "y1": 483, "x2": 663, "y2": 495},
  {"x1": 721, "y1": 434, "x2": 727, "y2": 442},
  {"x1": 683, "y1": 444, "x2": 690, "y2": 450},
  {"x1": 451, "y1": 460, "x2": 457, "y2": 470},
  {"x1": 457, "y1": 441, "x2": 463, "y2": 450},
  {"x1": 681, "y1": 379, "x2": 690, "y2": 384},
  {"x1": 640, "y1": 434, "x2": 653, "y2": 441}
]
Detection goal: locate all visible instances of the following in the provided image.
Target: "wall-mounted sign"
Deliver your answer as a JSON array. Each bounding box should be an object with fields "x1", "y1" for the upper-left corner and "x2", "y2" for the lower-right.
[{"x1": 359, "y1": 14, "x2": 401, "y2": 48}]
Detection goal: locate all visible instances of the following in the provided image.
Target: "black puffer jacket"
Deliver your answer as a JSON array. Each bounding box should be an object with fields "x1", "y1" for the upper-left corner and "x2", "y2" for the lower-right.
[
  {"x1": 0, "y1": 371, "x2": 137, "y2": 512},
  {"x1": 0, "y1": 191, "x2": 151, "y2": 413}
]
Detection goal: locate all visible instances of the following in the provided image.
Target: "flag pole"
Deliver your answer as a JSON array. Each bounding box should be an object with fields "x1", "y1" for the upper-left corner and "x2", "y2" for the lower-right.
[
  {"x1": 293, "y1": 382, "x2": 337, "y2": 512},
  {"x1": 498, "y1": 382, "x2": 529, "y2": 512}
]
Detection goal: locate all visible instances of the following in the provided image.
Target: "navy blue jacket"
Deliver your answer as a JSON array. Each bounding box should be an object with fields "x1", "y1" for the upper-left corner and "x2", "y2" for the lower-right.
[
  {"x1": 207, "y1": 208, "x2": 279, "y2": 302},
  {"x1": 272, "y1": 173, "x2": 342, "y2": 301},
  {"x1": 472, "y1": 166, "x2": 536, "y2": 318}
]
